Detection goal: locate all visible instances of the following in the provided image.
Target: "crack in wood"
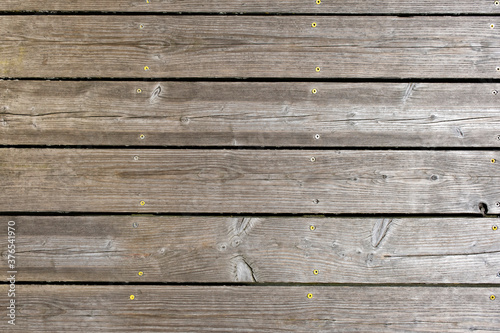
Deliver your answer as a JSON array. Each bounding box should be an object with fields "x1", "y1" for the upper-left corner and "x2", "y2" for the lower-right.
[
  {"x1": 371, "y1": 218, "x2": 393, "y2": 248},
  {"x1": 233, "y1": 255, "x2": 256, "y2": 282}
]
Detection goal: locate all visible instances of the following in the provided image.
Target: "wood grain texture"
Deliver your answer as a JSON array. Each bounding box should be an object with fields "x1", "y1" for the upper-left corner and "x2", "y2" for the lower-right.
[
  {"x1": 2, "y1": 216, "x2": 500, "y2": 283},
  {"x1": 0, "y1": 0, "x2": 498, "y2": 14},
  {"x1": 1, "y1": 285, "x2": 499, "y2": 332},
  {"x1": 0, "y1": 16, "x2": 499, "y2": 78},
  {"x1": 2, "y1": 81, "x2": 500, "y2": 147},
  {"x1": 1, "y1": 149, "x2": 499, "y2": 214}
]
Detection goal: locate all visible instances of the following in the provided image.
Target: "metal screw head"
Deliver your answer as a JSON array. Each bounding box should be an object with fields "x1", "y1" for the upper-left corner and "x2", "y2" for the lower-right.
[
  {"x1": 492, "y1": 90, "x2": 498, "y2": 95},
  {"x1": 497, "y1": 135, "x2": 500, "y2": 141},
  {"x1": 496, "y1": 0, "x2": 500, "y2": 5},
  {"x1": 497, "y1": 272, "x2": 500, "y2": 277},
  {"x1": 491, "y1": 24, "x2": 495, "y2": 29},
  {"x1": 139, "y1": 24, "x2": 144, "y2": 29},
  {"x1": 314, "y1": 134, "x2": 320, "y2": 140},
  {"x1": 496, "y1": 202, "x2": 500, "y2": 207},
  {"x1": 497, "y1": 67, "x2": 500, "y2": 71},
  {"x1": 139, "y1": 134, "x2": 145, "y2": 140},
  {"x1": 132, "y1": 222, "x2": 139, "y2": 228},
  {"x1": 133, "y1": 155, "x2": 139, "y2": 161},
  {"x1": 310, "y1": 156, "x2": 316, "y2": 162},
  {"x1": 313, "y1": 199, "x2": 319, "y2": 204}
]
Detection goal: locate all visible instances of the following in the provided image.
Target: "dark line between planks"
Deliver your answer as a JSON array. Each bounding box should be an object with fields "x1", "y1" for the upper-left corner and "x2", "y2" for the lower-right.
[
  {"x1": 0, "y1": 212, "x2": 494, "y2": 218},
  {"x1": 2, "y1": 77, "x2": 500, "y2": 83},
  {"x1": 1, "y1": 281, "x2": 500, "y2": 287},
  {"x1": 0, "y1": 12, "x2": 500, "y2": 16},
  {"x1": 1, "y1": 145, "x2": 500, "y2": 151}
]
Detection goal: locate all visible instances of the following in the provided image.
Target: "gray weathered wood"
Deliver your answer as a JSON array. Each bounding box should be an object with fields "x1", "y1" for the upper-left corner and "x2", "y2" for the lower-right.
[
  {"x1": 1, "y1": 149, "x2": 499, "y2": 214},
  {"x1": 0, "y1": 16, "x2": 499, "y2": 78},
  {"x1": 1, "y1": 285, "x2": 499, "y2": 332},
  {"x1": 2, "y1": 216, "x2": 500, "y2": 283},
  {"x1": 0, "y1": 0, "x2": 498, "y2": 14},
  {"x1": 2, "y1": 81, "x2": 500, "y2": 147}
]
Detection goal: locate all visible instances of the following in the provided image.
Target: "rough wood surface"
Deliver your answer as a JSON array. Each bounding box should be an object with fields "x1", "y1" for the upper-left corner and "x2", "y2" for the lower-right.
[
  {"x1": 0, "y1": 16, "x2": 499, "y2": 78},
  {"x1": 1, "y1": 285, "x2": 499, "y2": 332},
  {"x1": 2, "y1": 81, "x2": 500, "y2": 147},
  {"x1": 0, "y1": 0, "x2": 498, "y2": 14},
  {"x1": 2, "y1": 216, "x2": 500, "y2": 283},
  {"x1": 1, "y1": 149, "x2": 499, "y2": 214}
]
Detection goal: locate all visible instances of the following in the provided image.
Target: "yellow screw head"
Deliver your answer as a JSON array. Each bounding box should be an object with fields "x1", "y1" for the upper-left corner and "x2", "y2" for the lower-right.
[
  {"x1": 491, "y1": 24, "x2": 495, "y2": 29},
  {"x1": 146, "y1": 0, "x2": 150, "y2": 3},
  {"x1": 138, "y1": 271, "x2": 144, "y2": 276},
  {"x1": 310, "y1": 225, "x2": 316, "y2": 231},
  {"x1": 139, "y1": 134, "x2": 145, "y2": 140},
  {"x1": 496, "y1": 0, "x2": 500, "y2": 5},
  {"x1": 311, "y1": 88, "x2": 317, "y2": 94},
  {"x1": 492, "y1": 158, "x2": 496, "y2": 163},
  {"x1": 490, "y1": 294, "x2": 496, "y2": 300},
  {"x1": 130, "y1": 295, "x2": 135, "y2": 300},
  {"x1": 140, "y1": 201, "x2": 146, "y2": 206},
  {"x1": 144, "y1": 66, "x2": 150, "y2": 71},
  {"x1": 136, "y1": 88, "x2": 142, "y2": 94},
  {"x1": 493, "y1": 225, "x2": 498, "y2": 231},
  {"x1": 139, "y1": 24, "x2": 144, "y2": 29},
  {"x1": 307, "y1": 293, "x2": 313, "y2": 299},
  {"x1": 315, "y1": 67, "x2": 321, "y2": 72},
  {"x1": 313, "y1": 269, "x2": 319, "y2": 275},
  {"x1": 316, "y1": 0, "x2": 321, "y2": 4},
  {"x1": 311, "y1": 22, "x2": 317, "y2": 28}
]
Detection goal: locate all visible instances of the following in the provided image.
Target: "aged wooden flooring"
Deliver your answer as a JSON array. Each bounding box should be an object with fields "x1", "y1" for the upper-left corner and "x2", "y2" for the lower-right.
[{"x1": 1, "y1": 1, "x2": 500, "y2": 332}]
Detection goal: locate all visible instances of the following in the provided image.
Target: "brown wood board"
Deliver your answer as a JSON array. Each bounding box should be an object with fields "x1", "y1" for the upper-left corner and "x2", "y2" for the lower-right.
[
  {"x1": 1, "y1": 285, "x2": 499, "y2": 332},
  {"x1": 2, "y1": 216, "x2": 500, "y2": 283},
  {"x1": 1, "y1": 149, "x2": 499, "y2": 214},
  {"x1": 1, "y1": 16, "x2": 499, "y2": 78},
  {"x1": 2, "y1": 81, "x2": 500, "y2": 147}
]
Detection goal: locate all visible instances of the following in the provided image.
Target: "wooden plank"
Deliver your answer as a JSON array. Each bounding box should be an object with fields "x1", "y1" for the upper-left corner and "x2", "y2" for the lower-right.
[
  {"x1": 0, "y1": 0, "x2": 498, "y2": 14},
  {"x1": 1, "y1": 285, "x2": 499, "y2": 332},
  {"x1": 2, "y1": 216, "x2": 500, "y2": 283},
  {"x1": 2, "y1": 81, "x2": 500, "y2": 147},
  {"x1": 1, "y1": 149, "x2": 499, "y2": 214},
  {"x1": 0, "y1": 16, "x2": 499, "y2": 78}
]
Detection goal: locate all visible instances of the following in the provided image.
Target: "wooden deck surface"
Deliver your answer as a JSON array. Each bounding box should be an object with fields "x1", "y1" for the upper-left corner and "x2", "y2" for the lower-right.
[{"x1": 1, "y1": 1, "x2": 499, "y2": 332}]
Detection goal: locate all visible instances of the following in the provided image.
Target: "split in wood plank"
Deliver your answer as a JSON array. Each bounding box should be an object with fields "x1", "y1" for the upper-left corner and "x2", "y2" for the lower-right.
[
  {"x1": 0, "y1": 0, "x2": 498, "y2": 14},
  {"x1": 1, "y1": 149, "x2": 500, "y2": 214},
  {"x1": 1, "y1": 285, "x2": 499, "y2": 332},
  {"x1": 0, "y1": 16, "x2": 499, "y2": 78},
  {"x1": 2, "y1": 216, "x2": 500, "y2": 283},
  {"x1": 2, "y1": 81, "x2": 500, "y2": 147}
]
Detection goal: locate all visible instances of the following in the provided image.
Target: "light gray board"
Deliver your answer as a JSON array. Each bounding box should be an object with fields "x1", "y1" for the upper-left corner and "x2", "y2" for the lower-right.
[
  {"x1": 1, "y1": 149, "x2": 499, "y2": 214},
  {"x1": 1, "y1": 16, "x2": 500, "y2": 78},
  {"x1": 2, "y1": 216, "x2": 500, "y2": 283},
  {"x1": 1, "y1": 285, "x2": 499, "y2": 332},
  {"x1": 2, "y1": 81, "x2": 500, "y2": 147}
]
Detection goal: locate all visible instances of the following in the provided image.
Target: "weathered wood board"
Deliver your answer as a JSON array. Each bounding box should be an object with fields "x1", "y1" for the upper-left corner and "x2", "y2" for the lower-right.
[
  {"x1": 1, "y1": 149, "x2": 499, "y2": 214},
  {"x1": 2, "y1": 216, "x2": 500, "y2": 283},
  {"x1": 1, "y1": 285, "x2": 499, "y2": 332},
  {"x1": 0, "y1": 0, "x2": 497, "y2": 14},
  {"x1": 0, "y1": 16, "x2": 499, "y2": 78},
  {"x1": 2, "y1": 81, "x2": 500, "y2": 147}
]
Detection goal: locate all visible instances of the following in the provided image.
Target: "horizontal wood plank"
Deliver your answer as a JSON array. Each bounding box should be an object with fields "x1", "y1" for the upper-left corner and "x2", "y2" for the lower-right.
[
  {"x1": 0, "y1": 0, "x2": 498, "y2": 14},
  {"x1": 2, "y1": 216, "x2": 500, "y2": 283},
  {"x1": 0, "y1": 16, "x2": 499, "y2": 78},
  {"x1": 2, "y1": 81, "x2": 500, "y2": 147},
  {"x1": 1, "y1": 149, "x2": 499, "y2": 214},
  {"x1": 1, "y1": 285, "x2": 499, "y2": 332}
]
